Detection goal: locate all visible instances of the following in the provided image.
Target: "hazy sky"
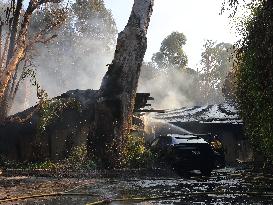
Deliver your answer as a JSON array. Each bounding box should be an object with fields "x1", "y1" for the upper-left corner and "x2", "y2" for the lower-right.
[{"x1": 104, "y1": 0, "x2": 238, "y2": 69}]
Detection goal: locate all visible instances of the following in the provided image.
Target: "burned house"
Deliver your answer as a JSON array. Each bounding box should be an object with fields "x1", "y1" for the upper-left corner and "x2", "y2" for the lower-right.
[
  {"x1": 0, "y1": 88, "x2": 252, "y2": 165},
  {"x1": 0, "y1": 90, "x2": 156, "y2": 162},
  {"x1": 154, "y1": 103, "x2": 252, "y2": 164}
]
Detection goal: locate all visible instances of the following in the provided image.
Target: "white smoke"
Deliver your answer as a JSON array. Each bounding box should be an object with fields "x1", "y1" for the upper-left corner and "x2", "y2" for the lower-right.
[
  {"x1": 10, "y1": 7, "x2": 202, "y2": 115},
  {"x1": 10, "y1": 14, "x2": 116, "y2": 115},
  {"x1": 138, "y1": 67, "x2": 201, "y2": 110}
]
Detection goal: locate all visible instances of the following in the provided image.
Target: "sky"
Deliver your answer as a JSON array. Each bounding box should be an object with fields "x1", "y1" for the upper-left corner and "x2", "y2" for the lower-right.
[{"x1": 104, "y1": 0, "x2": 238, "y2": 69}]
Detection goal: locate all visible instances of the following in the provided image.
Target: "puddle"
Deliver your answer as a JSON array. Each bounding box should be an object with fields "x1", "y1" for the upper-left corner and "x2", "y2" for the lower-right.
[{"x1": 2, "y1": 167, "x2": 273, "y2": 205}]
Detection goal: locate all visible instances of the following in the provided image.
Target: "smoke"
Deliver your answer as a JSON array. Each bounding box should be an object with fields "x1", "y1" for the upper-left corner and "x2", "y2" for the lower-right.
[
  {"x1": 138, "y1": 66, "x2": 201, "y2": 110},
  {"x1": 10, "y1": 15, "x2": 116, "y2": 115},
  {"x1": 12, "y1": 31, "x2": 201, "y2": 115},
  {"x1": 36, "y1": 35, "x2": 114, "y2": 94},
  {"x1": 10, "y1": 4, "x2": 202, "y2": 115}
]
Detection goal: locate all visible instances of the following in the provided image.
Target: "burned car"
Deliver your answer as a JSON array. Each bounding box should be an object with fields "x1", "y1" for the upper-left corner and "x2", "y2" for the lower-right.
[{"x1": 150, "y1": 134, "x2": 224, "y2": 176}]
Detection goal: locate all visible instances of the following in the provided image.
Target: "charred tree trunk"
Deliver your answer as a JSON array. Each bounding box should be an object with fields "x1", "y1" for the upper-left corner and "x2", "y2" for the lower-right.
[{"x1": 90, "y1": 0, "x2": 154, "y2": 168}]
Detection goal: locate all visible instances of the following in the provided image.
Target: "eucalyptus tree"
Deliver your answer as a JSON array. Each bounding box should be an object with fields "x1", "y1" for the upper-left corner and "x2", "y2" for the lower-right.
[
  {"x1": 152, "y1": 31, "x2": 188, "y2": 71},
  {"x1": 0, "y1": 0, "x2": 65, "y2": 121},
  {"x1": 199, "y1": 40, "x2": 234, "y2": 104},
  {"x1": 90, "y1": 0, "x2": 154, "y2": 168}
]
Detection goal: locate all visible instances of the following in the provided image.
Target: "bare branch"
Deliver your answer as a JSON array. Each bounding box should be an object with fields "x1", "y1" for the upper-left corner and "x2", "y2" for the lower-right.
[
  {"x1": 10, "y1": 58, "x2": 32, "y2": 102},
  {"x1": 28, "y1": 0, "x2": 62, "y2": 13},
  {"x1": 29, "y1": 33, "x2": 57, "y2": 47}
]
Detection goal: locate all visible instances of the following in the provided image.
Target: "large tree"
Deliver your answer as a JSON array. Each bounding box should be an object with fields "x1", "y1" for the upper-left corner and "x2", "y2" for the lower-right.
[
  {"x1": 198, "y1": 40, "x2": 234, "y2": 104},
  {"x1": 72, "y1": 0, "x2": 117, "y2": 47},
  {"x1": 90, "y1": 0, "x2": 154, "y2": 168},
  {"x1": 152, "y1": 31, "x2": 188, "y2": 70},
  {"x1": 35, "y1": 0, "x2": 116, "y2": 91},
  {"x1": 10, "y1": 0, "x2": 117, "y2": 114},
  {"x1": 0, "y1": 0, "x2": 64, "y2": 121},
  {"x1": 139, "y1": 32, "x2": 202, "y2": 109}
]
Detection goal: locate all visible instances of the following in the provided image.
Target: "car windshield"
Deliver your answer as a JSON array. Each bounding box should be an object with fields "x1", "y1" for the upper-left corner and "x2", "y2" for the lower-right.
[
  {"x1": 171, "y1": 135, "x2": 207, "y2": 144},
  {"x1": 174, "y1": 136, "x2": 200, "y2": 140}
]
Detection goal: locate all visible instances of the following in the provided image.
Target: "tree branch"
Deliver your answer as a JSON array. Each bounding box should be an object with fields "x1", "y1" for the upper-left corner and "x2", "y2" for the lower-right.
[
  {"x1": 0, "y1": 0, "x2": 62, "y2": 98},
  {"x1": 6, "y1": 0, "x2": 23, "y2": 65}
]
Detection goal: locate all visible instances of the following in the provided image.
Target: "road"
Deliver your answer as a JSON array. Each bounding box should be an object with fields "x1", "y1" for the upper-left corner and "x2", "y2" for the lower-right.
[{"x1": 0, "y1": 166, "x2": 272, "y2": 205}]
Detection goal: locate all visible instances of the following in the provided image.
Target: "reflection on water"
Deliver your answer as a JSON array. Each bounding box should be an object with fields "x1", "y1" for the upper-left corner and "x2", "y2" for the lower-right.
[{"x1": 21, "y1": 167, "x2": 273, "y2": 205}]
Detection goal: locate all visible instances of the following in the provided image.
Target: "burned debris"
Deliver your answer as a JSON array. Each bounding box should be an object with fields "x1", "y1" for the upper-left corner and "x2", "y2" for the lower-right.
[
  {"x1": 0, "y1": 89, "x2": 157, "y2": 163},
  {"x1": 155, "y1": 103, "x2": 251, "y2": 164}
]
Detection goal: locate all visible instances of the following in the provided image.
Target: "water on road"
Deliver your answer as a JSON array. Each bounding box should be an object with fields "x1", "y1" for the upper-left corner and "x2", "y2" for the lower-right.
[{"x1": 1, "y1": 166, "x2": 273, "y2": 205}]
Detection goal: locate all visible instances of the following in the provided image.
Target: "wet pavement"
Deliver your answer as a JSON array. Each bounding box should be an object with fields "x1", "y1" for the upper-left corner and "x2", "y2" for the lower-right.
[{"x1": 1, "y1": 166, "x2": 273, "y2": 205}]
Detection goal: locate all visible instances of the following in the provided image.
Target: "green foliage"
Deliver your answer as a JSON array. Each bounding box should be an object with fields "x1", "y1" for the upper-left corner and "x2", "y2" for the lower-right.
[
  {"x1": 125, "y1": 134, "x2": 155, "y2": 168},
  {"x1": 1, "y1": 145, "x2": 96, "y2": 171},
  {"x1": 66, "y1": 145, "x2": 87, "y2": 166},
  {"x1": 72, "y1": 0, "x2": 117, "y2": 46},
  {"x1": 199, "y1": 40, "x2": 234, "y2": 104},
  {"x1": 235, "y1": 0, "x2": 273, "y2": 161},
  {"x1": 32, "y1": 98, "x2": 82, "y2": 160},
  {"x1": 29, "y1": 0, "x2": 118, "y2": 95},
  {"x1": 152, "y1": 31, "x2": 188, "y2": 70},
  {"x1": 222, "y1": 69, "x2": 237, "y2": 101},
  {"x1": 31, "y1": 4, "x2": 69, "y2": 34},
  {"x1": 100, "y1": 132, "x2": 155, "y2": 169},
  {"x1": 63, "y1": 145, "x2": 96, "y2": 170},
  {"x1": 21, "y1": 65, "x2": 48, "y2": 102},
  {"x1": 148, "y1": 32, "x2": 234, "y2": 106},
  {"x1": 0, "y1": 155, "x2": 57, "y2": 169},
  {"x1": 27, "y1": 160, "x2": 57, "y2": 170},
  {"x1": 38, "y1": 98, "x2": 81, "y2": 135}
]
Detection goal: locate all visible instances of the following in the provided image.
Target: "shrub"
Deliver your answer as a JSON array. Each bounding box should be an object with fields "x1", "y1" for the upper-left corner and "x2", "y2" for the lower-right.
[{"x1": 236, "y1": 1, "x2": 273, "y2": 161}]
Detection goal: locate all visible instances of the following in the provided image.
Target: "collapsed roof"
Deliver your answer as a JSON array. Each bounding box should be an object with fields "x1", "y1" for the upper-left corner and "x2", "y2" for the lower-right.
[{"x1": 154, "y1": 103, "x2": 242, "y2": 124}]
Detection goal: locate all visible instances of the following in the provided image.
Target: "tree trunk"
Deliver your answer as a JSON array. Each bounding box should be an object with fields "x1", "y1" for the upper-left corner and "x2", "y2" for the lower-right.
[
  {"x1": 7, "y1": 0, "x2": 23, "y2": 65},
  {"x1": 0, "y1": 0, "x2": 59, "y2": 121},
  {"x1": 90, "y1": 0, "x2": 154, "y2": 168},
  {"x1": 0, "y1": 89, "x2": 9, "y2": 122}
]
